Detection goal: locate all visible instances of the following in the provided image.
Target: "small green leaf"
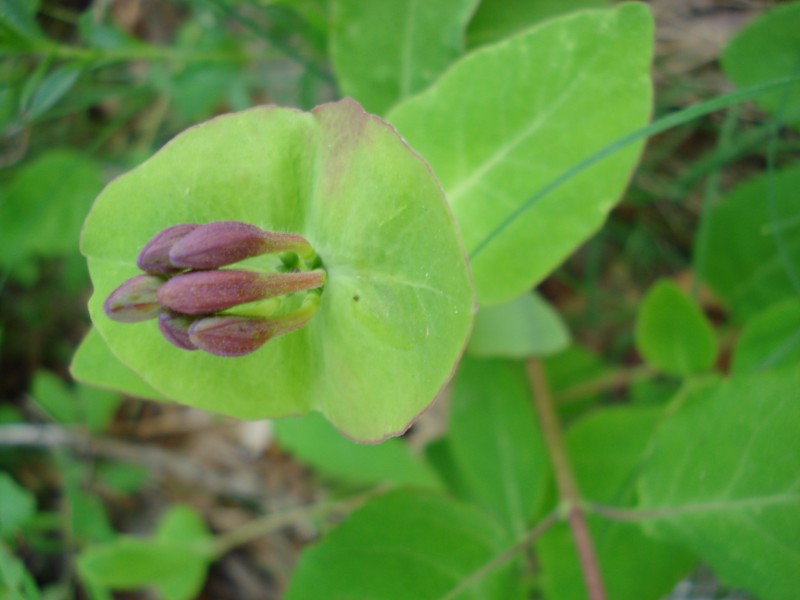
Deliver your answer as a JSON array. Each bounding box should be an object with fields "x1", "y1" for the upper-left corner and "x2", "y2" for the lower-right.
[
  {"x1": 466, "y1": 0, "x2": 609, "y2": 48},
  {"x1": 78, "y1": 506, "x2": 212, "y2": 600},
  {"x1": 732, "y1": 300, "x2": 800, "y2": 374},
  {"x1": 274, "y1": 412, "x2": 441, "y2": 488},
  {"x1": 697, "y1": 167, "x2": 800, "y2": 321},
  {"x1": 635, "y1": 280, "x2": 717, "y2": 376},
  {"x1": 721, "y1": 2, "x2": 800, "y2": 130},
  {"x1": 449, "y1": 357, "x2": 549, "y2": 536},
  {"x1": 468, "y1": 292, "x2": 570, "y2": 359},
  {"x1": 331, "y1": 0, "x2": 478, "y2": 114},
  {"x1": 638, "y1": 368, "x2": 800, "y2": 600},
  {"x1": 537, "y1": 407, "x2": 695, "y2": 600},
  {"x1": 31, "y1": 370, "x2": 121, "y2": 432},
  {"x1": 285, "y1": 489, "x2": 515, "y2": 599},
  {"x1": 82, "y1": 98, "x2": 474, "y2": 442},
  {"x1": 0, "y1": 473, "x2": 36, "y2": 539},
  {"x1": 24, "y1": 64, "x2": 82, "y2": 121},
  {"x1": 388, "y1": 4, "x2": 653, "y2": 304},
  {"x1": 0, "y1": 0, "x2": 44, "y2": 46}
]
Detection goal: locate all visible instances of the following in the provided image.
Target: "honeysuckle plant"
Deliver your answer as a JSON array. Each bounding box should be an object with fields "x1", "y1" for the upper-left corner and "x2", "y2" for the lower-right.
[
  {"x1": 79, "y1": 98, "x2": 474, "y2": 442},
  {"x1": 64, "y1": 2, "x2": 800, "y2": 599}
]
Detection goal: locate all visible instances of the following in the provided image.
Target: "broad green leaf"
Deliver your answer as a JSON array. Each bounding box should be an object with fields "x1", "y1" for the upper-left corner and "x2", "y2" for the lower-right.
[
  {"x1": 732, "y1": 300, "x2": 800, "y2": 373},
  {"x1": 0, "y1": 473, "x2": 35, "y2": 539},
  {"x1": 78, "y1": 506, "x2": 212, "y2": 600},
  {"x1": 449, "y1": 357, "x2": 549, "y2": 535},
  {"x1": 697, "y1": 167, "x2": 800, "y2": 321},
  {"x1": 638, "y1": 368, "x2": 800, "y2": 600},
  {"x1": 635, "y1": 280, "x2": 717, "y2": 376},
  {"x1": 0, "y1": 150, "x2": 103, "y2": 285},
  {"x1": 721, "y1": 2, "x2": 800, "y2": 130},
  {"x1": 285, "y1": 489, "x2": 516, "y2": 599},
  {"x1": 81, "y1": 99, "x2": 474, "y2": 442},
  {"x1": 388, "y1": 4, "x2": 653, "y2": 305},
  {"x1": 537, "y1": 407, "x2": 695, "y2": 600},
  {"x1": 468, "y1": 292, "x2": 569, "y2": 358},
  {"x1": 331, "y1": 0, "x2": 478, "y2": 115},
  {"x1": 273, "y1": 412, "x2": 441, "y2": 488},
  {"x1": 71, "y1": 328, "x2": 166, "y2": 402},
  {"x1": 31, "y1": 370, "x2": 122, "y2": 432},
  {"x1": 466, "y1": 0, "x2": 609, "y2": 48}
]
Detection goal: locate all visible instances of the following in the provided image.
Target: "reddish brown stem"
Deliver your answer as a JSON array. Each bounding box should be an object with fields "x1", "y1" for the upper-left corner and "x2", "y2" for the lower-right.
[{"x1": 526, "y1": 359, "x2": 607, "y2": 600}]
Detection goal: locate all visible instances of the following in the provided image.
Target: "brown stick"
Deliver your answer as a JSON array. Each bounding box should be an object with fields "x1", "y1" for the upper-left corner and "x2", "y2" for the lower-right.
[{"x1": 526, "y1": 359, "x2": 607, "y2": 600}]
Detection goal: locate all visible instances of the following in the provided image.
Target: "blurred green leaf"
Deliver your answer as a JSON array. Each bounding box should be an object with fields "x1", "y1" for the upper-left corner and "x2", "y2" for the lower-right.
[
  {"x1": 732, "y1": 300, "x2": 800, "y2": 373},
  {"x1": 635, "y1": 280, "x2": 717, "y2": 376},
  {"x1": 721, "y1": 2, "x2": 800, "y2": 130},
  {"x1": 0, "y1": 473, "x2": 36, "y2": 539},
  {"x1": 71, "y1": 329, "x2": 167, "y2": 402},
  {"x1": 274, "y1": 412, "x2": 441, "y2": 489},
  {"x1": 0, "y1": 150, "x2": 103, "y2": 285},
  {"x1": 468, "y1": 292, "x2": 570, "y2": 359},
  {"x1": 697, "y1": 167, "x2": 800, "y2": 321},
  {"x1": 62, "y1": 460, "x2": 116, "y2": 545},
  {"x1": 24, "y1": 65, "x2": 83, "y2": 122},
  {"x1": 388, "y1": 4, "x2": 653, "y2": 305},
  {"x1": 538, "y1": 406, "x2": 695, "y2": 600},
  {"x1": 286, "y1": 489, "x2": 518, "y2": 599},
  {"x1": 0, "y1": 0, "x2": 44, "y2": 48},
  {"x1": 466, "y1": 0, "x2": 609, "y2": 48},
  {"x1": 78, "y1": 506, "x2": 212, "y2": 600},
  {"x1": 638, "y1": 368, "x2": 800, "y2": 600},
  {"x1": 96, "y1": 463, "x2": 149, "y2": 495},
  {"x1": 449, "y1": 357, "x2": 549, "y2": 536},
  {"x1": 331, "y1": 0, "x2": 478, "y2": 115},
  {"x1": 31, "y1": 370, "x2": 122, "y2": 432},
  {"x1": 0, "y1": 543, "x2": 41, "y2": 600},
  {"x1": 78, "y1": 11, "x2": 145, "y2": 51}
]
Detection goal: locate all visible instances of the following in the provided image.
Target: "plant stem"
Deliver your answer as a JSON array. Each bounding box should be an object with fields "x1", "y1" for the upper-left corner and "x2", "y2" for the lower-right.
[
  {"x1": 526, "y1": 359, "x2": 607, "y2": 600},
  {"x1": 212, "y1": 487, "x2": 384, "y2": 557},
  {"x1": 554, "y1": 364, "x2": 656, "y2": 405}
]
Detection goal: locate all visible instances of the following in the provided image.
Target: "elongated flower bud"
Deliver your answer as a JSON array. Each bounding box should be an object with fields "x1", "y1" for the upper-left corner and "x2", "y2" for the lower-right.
[
  {"x1": 157, "y1": 269, "x2": 325, "y2": 315},
  {"x1": 137, "y1": 223, "x2": 199, "y2": 274},
  {"x1": 158, "y1": 311, "x2": 198, "y2": 351},
  {"x1": 104, "y1": 275, "x2": 164, "y2": 322},
  {"x1": 188, "y1": 316, "x2": 276, "y2": 357},
  {"x1": 169, "y1": 221, "x2": 315, "y2": 270}
]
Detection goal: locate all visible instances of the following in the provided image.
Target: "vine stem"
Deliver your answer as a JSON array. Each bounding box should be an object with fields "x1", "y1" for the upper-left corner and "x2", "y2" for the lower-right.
[{"x1": 526, "y1": 359, "x2": 606, "y2": 600}]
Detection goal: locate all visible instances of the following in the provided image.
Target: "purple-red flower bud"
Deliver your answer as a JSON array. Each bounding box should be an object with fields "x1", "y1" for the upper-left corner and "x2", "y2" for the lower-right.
[
  {"x1": 158, "y1": 311, "x2": 198, "y2": 351},
  {"x1": 104, "y1": 274, "x2": 164, "y2": 323},
  {"x1": 169, "y1": 221, "x2": 315, "y2": 270},
  {"x1": 156, "y1": 269, "x2": 326, "y2": 315},
  {"x1": 136, "y1": 223, "x2": 199, "y2": 274},
  {"x1": 188, "y1": 315, "x2": 276, "y2": 357}
]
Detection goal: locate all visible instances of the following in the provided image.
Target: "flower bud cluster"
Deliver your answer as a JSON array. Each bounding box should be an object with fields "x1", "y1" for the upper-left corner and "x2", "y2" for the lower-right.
[{"x1": 104, "y1": 221, "x2": 325, "y2": 357}]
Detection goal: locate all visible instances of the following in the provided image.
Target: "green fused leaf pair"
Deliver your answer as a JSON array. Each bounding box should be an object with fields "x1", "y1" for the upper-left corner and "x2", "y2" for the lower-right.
[{"x1": 76, "y1": 98, "x2": 475, "y2": 442}]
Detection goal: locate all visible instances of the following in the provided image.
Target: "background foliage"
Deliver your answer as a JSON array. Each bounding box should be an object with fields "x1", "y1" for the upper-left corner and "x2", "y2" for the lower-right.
[{"x1": 2, "y1": 1, "x2": 799, "y2": 599}]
